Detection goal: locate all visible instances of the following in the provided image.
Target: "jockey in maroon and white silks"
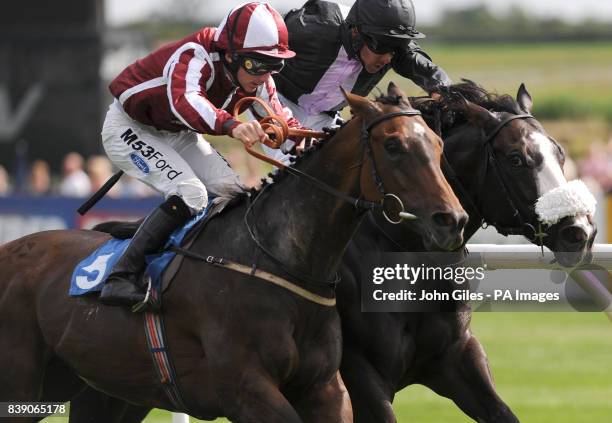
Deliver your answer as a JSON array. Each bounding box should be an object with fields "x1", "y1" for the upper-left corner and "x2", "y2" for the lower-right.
[
  {"x1": 99, "y1": 2, "x2": 299, "y2": 307},
  {"x1": 109, "y1": 26, "x2": 298, "y2": 137}
]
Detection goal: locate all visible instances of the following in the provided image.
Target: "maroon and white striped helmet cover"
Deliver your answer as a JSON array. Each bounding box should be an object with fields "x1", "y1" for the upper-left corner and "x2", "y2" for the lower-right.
[{"x1": 214, "y1": 2, "x2": 296, "y2": 59}]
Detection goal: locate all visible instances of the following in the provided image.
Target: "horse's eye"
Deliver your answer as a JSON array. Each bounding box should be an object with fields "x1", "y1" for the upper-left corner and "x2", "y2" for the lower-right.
[
  {"x1": 384, "y1": 138, "x2": 402, "y2": 155},
  {"x1": 508, "y1": 153, "x2": 524, "y2": 167}
]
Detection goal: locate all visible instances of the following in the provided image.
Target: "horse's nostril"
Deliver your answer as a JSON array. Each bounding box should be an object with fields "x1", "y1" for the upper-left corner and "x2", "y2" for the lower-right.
[
  {"x1": 561, "y1": 225, "x2": 588, "y2": 245},
  {"x1": 432, "y1": 211, "x2": 459, "y2": 228}
]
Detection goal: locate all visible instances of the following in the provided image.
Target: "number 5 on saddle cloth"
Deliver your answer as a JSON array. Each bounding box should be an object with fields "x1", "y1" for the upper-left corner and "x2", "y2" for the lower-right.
[{"x1": 69, "y1": 198, "x2": 217, "y2": 307}]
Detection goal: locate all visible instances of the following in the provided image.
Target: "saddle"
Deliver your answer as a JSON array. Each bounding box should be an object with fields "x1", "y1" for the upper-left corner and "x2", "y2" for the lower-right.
[{"x1": 90, "y1": 194, "x2": 246, "y2": 297}]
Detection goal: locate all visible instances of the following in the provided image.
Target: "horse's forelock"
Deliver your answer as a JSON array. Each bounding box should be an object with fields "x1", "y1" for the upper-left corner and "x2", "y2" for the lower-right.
[
  {"x1": 405, "y1": 81, "x2": 526, "y2": 134},
  {"x1": 374, "y1": 94, "x2": 403, "y2": 107}
]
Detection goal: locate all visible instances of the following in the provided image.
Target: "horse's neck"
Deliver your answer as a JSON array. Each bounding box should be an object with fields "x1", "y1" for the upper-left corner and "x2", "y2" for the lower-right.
[
  {"x1": 443, "y1": 125, "x2": 488, "y2": 237},
  {"x1": 252, "y1": 121, "x2": 369, "y2": 279}
]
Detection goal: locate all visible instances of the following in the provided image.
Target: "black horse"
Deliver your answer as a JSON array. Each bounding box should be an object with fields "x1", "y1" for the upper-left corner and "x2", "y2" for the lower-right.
[
  {"x1": 0, "y1": 89, "x2": 466, "y2": 423},
  {"x1": 337, "y1": 81, "x2": 597, "y2": 423}
]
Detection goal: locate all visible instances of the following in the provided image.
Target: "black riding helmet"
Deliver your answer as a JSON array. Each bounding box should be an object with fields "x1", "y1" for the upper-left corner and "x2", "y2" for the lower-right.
[{"x1": 346, "y1": 0, "x2": 426, "y2": 40}]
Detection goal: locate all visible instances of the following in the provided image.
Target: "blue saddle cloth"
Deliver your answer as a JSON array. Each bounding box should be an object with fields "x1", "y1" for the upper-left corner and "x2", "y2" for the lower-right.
[{"x1": 69, "y1": 201, "x2": 213, "y2": 297}]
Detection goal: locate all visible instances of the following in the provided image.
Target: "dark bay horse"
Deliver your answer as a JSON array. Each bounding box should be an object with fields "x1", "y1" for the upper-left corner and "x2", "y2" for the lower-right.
[
  {"x1": 337, "y1": 81, "x2": 597, "y2": 423},
  {"x1": 0, "y1": 90, "x2": 466, "y2": 422}
]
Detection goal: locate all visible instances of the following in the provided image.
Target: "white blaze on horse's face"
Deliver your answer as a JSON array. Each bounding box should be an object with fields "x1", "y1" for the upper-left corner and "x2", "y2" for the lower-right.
[
  {"x1": 531, "y1": 131, "x2": 597, "y2": 240},
  {"x1": 530, "y1": 131, "x2": 566, "y2": 196},
  {"x1": 412, "y1": 122, "x2": 427, "y2": 137}
]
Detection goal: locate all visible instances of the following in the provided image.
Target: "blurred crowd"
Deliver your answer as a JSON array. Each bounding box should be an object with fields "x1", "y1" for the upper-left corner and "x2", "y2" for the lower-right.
[
  {"x1": 0, "y1": 139, "x2": 610, "y2": 198},
  {"x1": 577, "y1": 139, "x2": 612, "y2": 195},
  {"x1": 0, "y1": 148, "x2": 265, "y2": 198},
  {"x1": 0, "y1": 152, "x2": 158, "y2": 198}
]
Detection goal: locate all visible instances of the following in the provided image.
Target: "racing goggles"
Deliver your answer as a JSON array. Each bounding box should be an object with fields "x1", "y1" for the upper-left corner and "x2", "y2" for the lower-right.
[
  {"x1": 361, "y1": 33, "x2": 405, "y2": 55},
  {"x1": 239, "y1": 55, "x2": 284, "y2": 76}
]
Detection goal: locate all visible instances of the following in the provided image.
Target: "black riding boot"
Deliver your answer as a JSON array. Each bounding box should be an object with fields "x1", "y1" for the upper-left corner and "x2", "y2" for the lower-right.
[{"x1": 99, "y1": 195, "x2": 192, "y2": 306}]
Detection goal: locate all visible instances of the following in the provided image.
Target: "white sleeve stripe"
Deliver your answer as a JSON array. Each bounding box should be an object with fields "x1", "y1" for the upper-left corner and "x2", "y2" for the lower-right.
[
  {"x1": 118, "y1": 77, "x2": 167, "y2": 105},
  {"x1": 163, "y1": 42, "x2": 213, "y2": 78},
  {"x1": 185, "y1": 92, "x2": 218, "y2": 130},
  {"x1": 166, "y1": 62, "x2": 196, "y2": 131},
  {"x1": 165, "y1": 42, "x2": 217, "y2": 131}
]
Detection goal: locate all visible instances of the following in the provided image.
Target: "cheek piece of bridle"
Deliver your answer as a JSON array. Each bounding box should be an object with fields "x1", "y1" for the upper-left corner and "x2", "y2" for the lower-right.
[
  {"x1": 361, "y1": 111, "x2": 423, "y2": 224},
  {"x1": 445, "y1": 112, "x2": 597, "y2": 258},
  {"x1": 455, "y1": 113, "x2": 553, "y2": 251}
]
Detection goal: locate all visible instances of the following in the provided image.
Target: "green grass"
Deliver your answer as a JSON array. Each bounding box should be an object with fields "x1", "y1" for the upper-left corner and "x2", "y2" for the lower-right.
[
  {"x1": 393, "y1": 312, "x2": 612, "y2": 423},
  {"x1": 399, "y1": 41, "x2": 612, "y2": 106},
  {"x1": 379, "y1": 41, "x2": 612, "y2": 154},
  {"x1": 137, "y1": 313, "x2": 612, "y2": 423}
]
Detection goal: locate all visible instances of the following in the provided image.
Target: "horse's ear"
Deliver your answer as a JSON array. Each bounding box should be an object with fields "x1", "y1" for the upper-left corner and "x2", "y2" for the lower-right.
[
  {"x1": 517, "y1": 83, "x2": 533, "y2": 113},
  {"x1": 341, "y1": 87, "x2": 381, "y2": 117},
  {"x1": 461, "y1": 98, "x2": 497, "y2": 126},
  {"x1": 387, "y1": 81, "x2": 407, "y2": 98},
  {"x1": 387, "y1": 82, "x2": 413, "y2": 109}
]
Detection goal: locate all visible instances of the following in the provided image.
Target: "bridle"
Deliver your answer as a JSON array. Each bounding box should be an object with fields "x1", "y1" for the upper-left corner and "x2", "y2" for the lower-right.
[
  {"x1": 448, "y1": 112, "x2": 551, "y2": 250},
  {"x1": 356, "y1": 109, "x2": 550, "y2": 254},
  {"x1": 241, "y1": 101, "x2": 422, "y2": 288},
  {"x1": 361, "y1": 111, "x2": 423, "y2": 224}
]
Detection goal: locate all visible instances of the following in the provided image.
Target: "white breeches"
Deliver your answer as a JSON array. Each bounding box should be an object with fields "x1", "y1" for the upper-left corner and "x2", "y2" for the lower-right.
[{"x1": 101, "y1": 101, "x2": 243, "y2": 213}]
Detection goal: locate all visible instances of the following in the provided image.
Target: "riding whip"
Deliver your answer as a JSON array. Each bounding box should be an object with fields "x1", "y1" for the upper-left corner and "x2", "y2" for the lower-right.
[{"x1": 77, "y1": 170, "x2": 124, "y2": 215}]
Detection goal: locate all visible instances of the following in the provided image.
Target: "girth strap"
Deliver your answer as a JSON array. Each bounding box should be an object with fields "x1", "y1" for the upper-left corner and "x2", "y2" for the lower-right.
[{"x1": 170, "y1": 246, "x2": 337, "y2": 307}]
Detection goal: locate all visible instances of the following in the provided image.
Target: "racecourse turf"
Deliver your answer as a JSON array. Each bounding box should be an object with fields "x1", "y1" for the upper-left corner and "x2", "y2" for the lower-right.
[{"x1": 134, "y1": 312, "x2": 612, "y2": 423}]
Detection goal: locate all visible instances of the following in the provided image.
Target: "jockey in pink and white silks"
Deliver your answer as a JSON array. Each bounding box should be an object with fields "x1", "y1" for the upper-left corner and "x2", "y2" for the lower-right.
[
  {"x1": 266, "y1": 0, "x2": 452, "y2": 164},
  {"x1": 99, "y1": 2, "x2": 300, "y2": 306}
]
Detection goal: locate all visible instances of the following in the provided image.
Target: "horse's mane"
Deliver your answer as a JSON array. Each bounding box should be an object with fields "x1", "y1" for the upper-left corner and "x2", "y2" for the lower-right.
[
  {"x1": 248, "y1": 135, "x2": 330, "y2": 198},
  {"x1": 250, "y1": 93, "x2": 419, "y2": 199},
  {"x1": 408, "y1": 79, "x2": 524, "y2": 134}
]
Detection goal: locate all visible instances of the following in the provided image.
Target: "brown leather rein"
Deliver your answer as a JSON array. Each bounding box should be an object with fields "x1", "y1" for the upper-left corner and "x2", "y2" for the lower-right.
[{"x1": 232, "y1": 97, "x2": 327, "y2": 168}]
